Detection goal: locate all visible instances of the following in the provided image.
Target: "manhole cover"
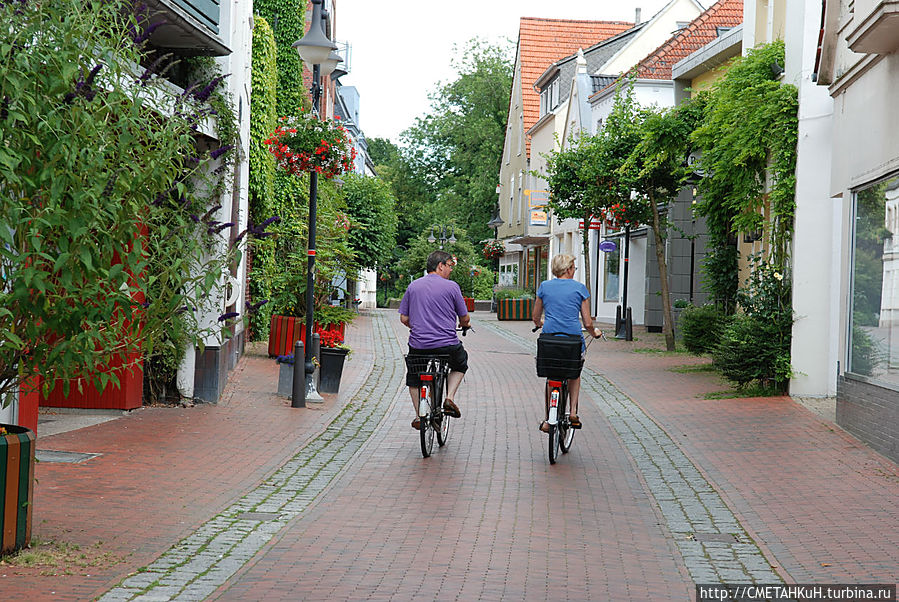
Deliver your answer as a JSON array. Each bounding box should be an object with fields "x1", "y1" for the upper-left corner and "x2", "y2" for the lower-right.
[
  {"x1": 36, "y1": 450, "x2": 101, "y2": 464},
  {"x1": 236, "y1": 512, "x2": 281, "y2": 522},
  {"x1": 691, "y1": 532, "x2": 740, "y2": 543}
]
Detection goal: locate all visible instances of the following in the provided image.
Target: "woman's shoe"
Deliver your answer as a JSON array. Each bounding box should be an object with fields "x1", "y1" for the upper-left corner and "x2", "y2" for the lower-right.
[
  {"x1": 569, "y1": 414, "x2": 582, "y2": 429},
  {"x1": 538, "y1": 420, "x2": 551, "y2": 433},
  {"x1": 411, "y1": 417, "x2": 421, "y2": 430}
]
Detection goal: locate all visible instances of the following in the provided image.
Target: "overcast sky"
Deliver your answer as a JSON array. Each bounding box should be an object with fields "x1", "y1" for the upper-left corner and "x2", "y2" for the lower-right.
[{"x1": 336, "y1": 0, "x2": 673, "y2": 143}]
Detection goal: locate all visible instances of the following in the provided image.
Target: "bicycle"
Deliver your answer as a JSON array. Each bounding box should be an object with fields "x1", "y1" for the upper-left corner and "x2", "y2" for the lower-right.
[
  {"x1": 404, "y1": 353, "x2": 451, "y2": 457},
  {"x1": 403, "y1": 326, "x2": 471, "y2": 458},
  {"x1": 533, "y1": 326, "x2": 603, "y2": 464}
]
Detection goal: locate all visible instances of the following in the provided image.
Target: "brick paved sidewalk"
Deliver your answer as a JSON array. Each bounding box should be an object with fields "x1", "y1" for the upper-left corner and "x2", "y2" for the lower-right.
[
  {"x1": 495, "y1": 316, "x2": 899, "y2": 584},
  {"x1": 3, "y1": 309, "x2": 896, "y2": 601},
  {"x1": 0, "y1": 315, "x2": 378, "y2": 601}
]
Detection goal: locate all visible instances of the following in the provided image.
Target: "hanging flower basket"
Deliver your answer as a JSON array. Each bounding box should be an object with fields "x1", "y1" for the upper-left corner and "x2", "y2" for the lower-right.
[
  {"x1": 264, "y1": 112, "x2": 356, "y2": 179},
  {"x1": 483, "y1": 239, "x2": 504, "y2": 260}
]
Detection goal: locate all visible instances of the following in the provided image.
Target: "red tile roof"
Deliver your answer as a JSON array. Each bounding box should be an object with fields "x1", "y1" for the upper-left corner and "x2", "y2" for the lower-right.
[
  {"x1": 632, "y1": 0, "x2": 743, "y2": 80},
  {"x1": 519, "y1": 17, "x2": 633, "y2": 154}
]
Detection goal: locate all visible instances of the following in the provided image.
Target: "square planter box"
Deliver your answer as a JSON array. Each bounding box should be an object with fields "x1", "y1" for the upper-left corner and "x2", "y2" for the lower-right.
[
  {"x1": 277, "y1": 362, "x2": 294, "y2": 397},
  {"x1": 268, "y1": 315, "x2": 346, "y2": 357},
  {"x1": 497, "y1": 298, "x2": 533, "y2": 321}
]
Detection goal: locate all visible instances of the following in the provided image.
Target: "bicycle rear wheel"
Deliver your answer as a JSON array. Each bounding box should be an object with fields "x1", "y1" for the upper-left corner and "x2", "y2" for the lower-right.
[
  {"x1": 435, "y1": 373, "x2": 450, "y2": 447},
  {"x1": 420, "y1": 382, "x2": 435, "y2": 458},
  {"x1": 559, "y1": 388, "x2": 575, "y2": 453}
]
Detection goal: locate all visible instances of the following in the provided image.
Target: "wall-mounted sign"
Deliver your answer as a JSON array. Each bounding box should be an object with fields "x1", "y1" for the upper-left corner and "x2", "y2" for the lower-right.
[
  {"x1": 577, "y1": 217, "x2": 603, "y2": 230},
  {"x1": 524, "y1": 189, "x2": 550, "y2": 208},
  {"x1": 599, "y1": 240, "x2": 617, "y2": 253},
  {"x1": 529, "y1": 210, "x2": 548, "y2": 226}
]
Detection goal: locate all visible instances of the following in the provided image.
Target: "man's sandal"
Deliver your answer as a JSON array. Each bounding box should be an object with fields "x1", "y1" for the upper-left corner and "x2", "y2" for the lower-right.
[
  {"x1": 411, "y1": 417, "x2": 421, "y2": 430},
  {"x1": 569, "y1": 414, "x2": 582, "y2": 429},
  {"x1": 538, "y1": 420, "x2": 551, "y2": 433}
]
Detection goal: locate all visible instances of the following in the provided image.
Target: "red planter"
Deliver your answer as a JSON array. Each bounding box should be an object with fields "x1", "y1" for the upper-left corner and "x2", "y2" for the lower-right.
[
  {"x1": 268, "y1": 315, "x2": 346, "y2": 357},
  {"x1": 41, "y1": 352, "x2": 143, "y2": 410},
  {"x1": 463, "y1": 297, "x2": 475, "y2": 312}
]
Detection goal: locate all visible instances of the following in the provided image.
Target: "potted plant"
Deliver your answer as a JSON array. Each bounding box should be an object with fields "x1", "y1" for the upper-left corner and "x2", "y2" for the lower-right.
[
  {"x1": 495, "y1": 288, "x2": 536, "y2": 321},
  {"x1": 483, "y1": 239, "x2": 504, "y2": 261},
  {"x1": 318, "y1": 330, "x2": 351, "y2": 394},
  {"x1": 264, "y1": 112, "x2": 356, "y2": 179},
  {"x1": 275, "y1": 354, "x2": 296, "y2": 398}
]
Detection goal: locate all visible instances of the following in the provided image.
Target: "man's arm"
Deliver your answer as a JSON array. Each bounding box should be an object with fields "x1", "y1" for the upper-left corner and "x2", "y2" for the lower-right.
[
  {"x1": 400, "y1": 314, "x2": 411, "y2": 329},
  {"x1": 458, "y1": 313, "x2": 471, "y2": 329}
]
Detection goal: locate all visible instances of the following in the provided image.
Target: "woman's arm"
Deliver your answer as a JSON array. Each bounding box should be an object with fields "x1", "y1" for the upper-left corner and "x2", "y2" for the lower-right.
[
  {"x1": 580, "y1": 298, "x2": 600, "y2": 338},
  {"x1": 532, "y1": 297, "x2": 544, "y2": 329}
]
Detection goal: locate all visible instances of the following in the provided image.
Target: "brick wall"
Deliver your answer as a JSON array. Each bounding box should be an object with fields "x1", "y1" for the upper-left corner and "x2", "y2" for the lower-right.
[{"x1": 836, "y1": 376, "x2": 899, "y2": 464}]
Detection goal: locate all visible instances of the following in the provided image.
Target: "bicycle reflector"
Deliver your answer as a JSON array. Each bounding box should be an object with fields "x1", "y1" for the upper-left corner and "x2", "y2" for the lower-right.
[
  {"x1": 420, "y1": 374, "x2": 433, "y2": 381},
  {"x1": 548, "y1": 380, "x2": 562, "y2": 388}
]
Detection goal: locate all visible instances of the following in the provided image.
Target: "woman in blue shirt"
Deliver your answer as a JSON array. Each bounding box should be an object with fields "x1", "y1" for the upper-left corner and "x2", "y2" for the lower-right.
[{"x1": 532, "y1": 254, "x2": 601, "y2": 431}]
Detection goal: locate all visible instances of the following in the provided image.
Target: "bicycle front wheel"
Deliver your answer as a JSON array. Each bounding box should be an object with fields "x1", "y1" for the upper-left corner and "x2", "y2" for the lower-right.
[
  {"x1": 420, "y1": 383, "x2": 436, "y2": 458},
  {"x1": 435, "y1": 374, "x2": 450, "y2": 447},
  {"x1": 548, "y1": 423, "x2": 560, "y2": 464}
]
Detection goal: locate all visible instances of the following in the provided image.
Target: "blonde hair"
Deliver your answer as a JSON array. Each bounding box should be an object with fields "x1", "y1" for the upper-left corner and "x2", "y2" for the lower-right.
[{"x1": 551, "y1": 254, "x2": 575, "y2": 277}]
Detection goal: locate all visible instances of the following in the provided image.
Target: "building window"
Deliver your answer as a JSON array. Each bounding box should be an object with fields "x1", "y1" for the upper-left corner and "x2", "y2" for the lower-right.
[
  {"x1": 603, "y1": 246, "x2": 620, "y2": 302},
  {"x1": 848, "y1": 173, "x2": 899, "y2": 385},
  {"x1": 539, "y1": 78, "x2": 560, "y2": 117}
]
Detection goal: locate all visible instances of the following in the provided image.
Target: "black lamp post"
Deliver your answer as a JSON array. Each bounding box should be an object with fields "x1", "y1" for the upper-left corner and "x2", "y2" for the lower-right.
[
  {"x1": 427, "y1": 225, "x2": 456, "y2": 249},
  {"x1": 292, "y1": 0, "x2": 340, "y2": 407}
]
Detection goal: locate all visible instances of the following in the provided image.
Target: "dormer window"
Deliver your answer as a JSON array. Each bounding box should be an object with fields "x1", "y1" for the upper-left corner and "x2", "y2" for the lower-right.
[
  {"x1": 539, "y1": 78, "x2": 561, "y2": 116},
  {"x1": 716, "y1": 26, "x2": 733, "y2": 37}
]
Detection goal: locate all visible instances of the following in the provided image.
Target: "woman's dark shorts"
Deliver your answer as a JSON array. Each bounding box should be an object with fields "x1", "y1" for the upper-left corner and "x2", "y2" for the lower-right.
[{"x1": 406, "y1": 343, "x2": 468, "y2": 386}]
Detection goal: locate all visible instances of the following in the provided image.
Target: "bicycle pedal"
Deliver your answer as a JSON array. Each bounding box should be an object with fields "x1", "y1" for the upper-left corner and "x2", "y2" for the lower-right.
[{"x1": 569, "y1": 422, "x2": 582, "y2": 429}]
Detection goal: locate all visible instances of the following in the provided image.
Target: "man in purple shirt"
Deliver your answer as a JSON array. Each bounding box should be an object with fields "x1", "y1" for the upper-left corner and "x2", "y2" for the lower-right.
[{"x1": 399, "y1": 250, "x2": 471, "y2": 430}]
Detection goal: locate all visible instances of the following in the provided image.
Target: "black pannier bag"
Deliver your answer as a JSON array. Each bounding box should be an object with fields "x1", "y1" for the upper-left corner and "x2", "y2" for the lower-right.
[{"x1": 536, "y1": 333, "x2": 584, "y2": 379}]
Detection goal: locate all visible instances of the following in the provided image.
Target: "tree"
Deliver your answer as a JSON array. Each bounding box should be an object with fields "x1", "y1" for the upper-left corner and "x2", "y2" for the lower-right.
[
  {"x1": 341, "y1": 173, "x2": 398, "y2": 270},
  {"x1": 368, "y1": 137, "x2": 432, "y2": 251},
  {"x1": 0, "y1": 0, "x2": 245, "y2": 399},
  {"x1": 401, "y1": 38, "x2": 513, "y2": 244},
  {"x1": 622, "y1": 100, "x2": 704, "y2": 351},
  {"x1": 544, "y1": 83, "x2": 642, "y2": 302}
]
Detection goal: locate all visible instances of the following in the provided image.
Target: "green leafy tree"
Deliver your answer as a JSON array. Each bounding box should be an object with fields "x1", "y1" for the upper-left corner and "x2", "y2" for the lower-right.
[
  {"x1": 396, "y1": 226, "x2": 492, "y2": 298},
  {"x1": 544, "y1": 82, "x2": 643, "y2": 302},
  {"x1": 621, "y1": 98, "x2": 705, "y2": 351},
  {"x1": 402, "y1": 38, "x2": 513, "y2": 244},
  {"x1": 0, "y1": 0, "x2": 244, "y2": 400},
  {"x1": 341, "y1": 173, "x2": 398, "y2": 270},
  {"x1": 368, "y1": 137, "x2": 432, "y2": 251}
]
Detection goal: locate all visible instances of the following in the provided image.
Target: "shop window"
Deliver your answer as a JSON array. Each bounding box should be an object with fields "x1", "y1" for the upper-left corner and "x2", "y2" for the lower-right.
[
  {"x1": 604, "y1": 247, "x2": 620, "y2": 302},
  {"x1": 849, "y1": 174, "x2": 899, "y2": 385}
]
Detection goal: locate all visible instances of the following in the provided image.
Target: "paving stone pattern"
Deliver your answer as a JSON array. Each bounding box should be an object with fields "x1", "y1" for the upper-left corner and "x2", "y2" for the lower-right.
[
  {"x1": 99, "y1": 312, "x2": 403, "y2": 602},
  {"x1": 481, "y1": 319, "x2": 782, "y2": 584}
]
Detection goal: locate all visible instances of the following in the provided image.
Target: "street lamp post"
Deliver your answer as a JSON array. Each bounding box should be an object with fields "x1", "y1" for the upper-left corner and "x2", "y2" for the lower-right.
[
  {"x1": 487, "y1": 213, "x2": 504, "y2": 311},
  {"x1": 427, "y1": 225, "x2": 456, "y2": 250},
  {"x1": 292, "y1": 0, "x2": 339, "y2": 407}
]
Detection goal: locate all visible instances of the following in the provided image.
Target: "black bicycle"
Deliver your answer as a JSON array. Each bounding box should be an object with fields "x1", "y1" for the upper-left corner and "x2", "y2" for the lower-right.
[
  {"x1": 404, "y1": 353, "x2": 452, "y2": 457},
  {"x1": 534, "y1": 327, "x2": 602, "y2": 464}
]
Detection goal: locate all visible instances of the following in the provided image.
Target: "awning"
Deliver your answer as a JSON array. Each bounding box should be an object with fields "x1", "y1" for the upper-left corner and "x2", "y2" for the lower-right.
[{"x1": 509, "y1": 235, "x2": 550, "y2": 246}]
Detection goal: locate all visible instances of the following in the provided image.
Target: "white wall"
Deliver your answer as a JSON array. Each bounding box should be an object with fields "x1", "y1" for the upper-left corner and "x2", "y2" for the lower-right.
[{"x1": 787, "y1": 0, "x2": 839, "y2": 396}]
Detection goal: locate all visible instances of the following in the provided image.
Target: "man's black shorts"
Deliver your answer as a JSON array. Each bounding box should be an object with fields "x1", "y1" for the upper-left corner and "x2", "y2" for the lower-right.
[{"x1": 406, "y1": 343, "x2": 468, "y2": 386}]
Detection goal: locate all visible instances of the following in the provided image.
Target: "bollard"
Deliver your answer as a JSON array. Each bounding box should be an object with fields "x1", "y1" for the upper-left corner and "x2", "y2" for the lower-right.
[
  {"x1": 306, "y1": 332, "x2": 324, "y2": 402},
  {"x1": 292, "y1": 340, "x2": 305, "y2": 408}
]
